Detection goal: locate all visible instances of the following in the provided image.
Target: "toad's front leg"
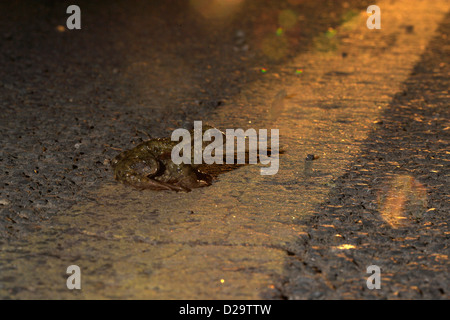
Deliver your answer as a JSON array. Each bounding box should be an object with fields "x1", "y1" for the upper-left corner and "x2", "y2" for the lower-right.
[{"x1": 113, "y1": 157, "x2": 188, "y2": 191}]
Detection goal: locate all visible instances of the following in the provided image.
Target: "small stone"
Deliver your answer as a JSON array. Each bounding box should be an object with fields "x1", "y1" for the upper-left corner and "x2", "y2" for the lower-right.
[{"x1": 0, "y1": 199, "x2": 10, "y2": 206}]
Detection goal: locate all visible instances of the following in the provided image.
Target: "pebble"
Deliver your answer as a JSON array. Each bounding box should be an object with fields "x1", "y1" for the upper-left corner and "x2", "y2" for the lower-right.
[{"x1": 0, "y1": 199, "x2": 10, "y2": 206}]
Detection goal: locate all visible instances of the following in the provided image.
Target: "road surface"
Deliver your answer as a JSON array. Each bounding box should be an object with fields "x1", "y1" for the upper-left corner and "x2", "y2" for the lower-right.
[{"x1": 0, "y1": 0, "x2": 448, "y2": 299}]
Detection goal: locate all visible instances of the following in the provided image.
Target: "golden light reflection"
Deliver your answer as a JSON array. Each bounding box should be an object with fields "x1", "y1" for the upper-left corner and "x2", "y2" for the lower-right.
[
  {"x1": 335, "y1": 244, "x2": 356, "y2": 250},
  {"x1": 378, "y1": 175, "x2": 427, "y2": 228},
  {"x1": 190, "y1": 0, "x2": 243, "y2": 20},
  {"x1": 430, "y1": 254, "x2": 448, "y2": 263}
]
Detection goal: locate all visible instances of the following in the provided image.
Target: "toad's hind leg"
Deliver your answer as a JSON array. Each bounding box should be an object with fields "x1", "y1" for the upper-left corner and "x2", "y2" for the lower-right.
[{"x1": 172, "y1": 166, "x2": 213, "y2": 191}]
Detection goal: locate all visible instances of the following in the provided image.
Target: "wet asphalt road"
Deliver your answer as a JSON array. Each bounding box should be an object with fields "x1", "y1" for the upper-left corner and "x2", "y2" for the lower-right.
[{"x1": 0, "y1": 0, "x2": 449, "y2": 299}]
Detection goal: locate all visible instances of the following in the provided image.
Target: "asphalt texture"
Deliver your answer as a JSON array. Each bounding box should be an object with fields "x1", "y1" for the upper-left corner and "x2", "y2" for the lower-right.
[
  {"x1": 274, "y1": 14, "x2": 450, "y2": 299},
  {"x1": 0, "y1": 0, "x2": 448, "y2": 299}
]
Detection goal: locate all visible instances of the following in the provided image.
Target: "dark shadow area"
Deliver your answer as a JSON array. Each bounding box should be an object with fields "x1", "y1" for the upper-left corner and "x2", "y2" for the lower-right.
[{"x1": 273, "y1": 12, "x2": 450, "y2": 299}]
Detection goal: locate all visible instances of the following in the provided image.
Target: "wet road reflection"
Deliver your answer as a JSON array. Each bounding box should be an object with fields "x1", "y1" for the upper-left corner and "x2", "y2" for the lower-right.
[{"x1": 379, "y1": 175, "x2": 427, "y2": 228}]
